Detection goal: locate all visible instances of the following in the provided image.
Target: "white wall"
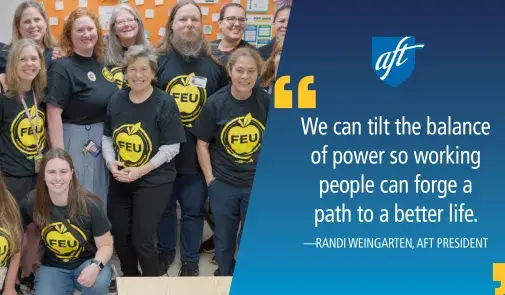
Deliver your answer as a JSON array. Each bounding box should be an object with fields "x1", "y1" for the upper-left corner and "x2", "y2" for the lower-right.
[{"x1": 0, "y1": 0, "x2": 25, "y2": 44}]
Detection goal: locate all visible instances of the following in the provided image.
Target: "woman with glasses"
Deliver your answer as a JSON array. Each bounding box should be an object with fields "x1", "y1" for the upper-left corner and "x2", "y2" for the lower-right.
[
  {"x1": 102, "y1": 4, "x2": 150, "y2": 90},
  {"x1": 44, "y1": 8, "x2": 118, "y2": 206},
  {"x1": 210, "y1": 3, "x2": 258, "y2": 65},
  {"x1": 259, "y1": 5, "x2": 290, "y2": 60}
]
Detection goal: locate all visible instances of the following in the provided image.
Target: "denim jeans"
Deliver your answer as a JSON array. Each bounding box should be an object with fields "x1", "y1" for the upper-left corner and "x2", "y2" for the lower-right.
[
  {"x1": 208, "y1": 179, "x2": 251, "y2": 276},
  {"x1": 157, "y1": 173, "x2": 207, "y2": 264},
  {"x1": 33, "y1": 259, "x2": 112, "y2": 295}
]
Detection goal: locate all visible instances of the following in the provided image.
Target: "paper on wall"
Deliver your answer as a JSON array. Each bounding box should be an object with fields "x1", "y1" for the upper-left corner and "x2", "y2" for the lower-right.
[
  {"x1": 135, "y1": 0, "x2": 144, "y2": 6},
  {"x1": 158, "y1": 27, "x2": 166, "y2": 37},
  {"x1": 201, "y1": 7, "x2": 209, "y2": 16},
  {"x1": 49, "y1": 17, "x2": 58, "y2": 26},
  {"x1": 98, "y1": 6, "x2": 115, "y2": 31},
  {"x1": 212, "y1": 13, "x2": 220, "y2": 22},
  {"x1": 145, "y1": 9, "x2": 155, "y2": 19},
  {"x1": 79, "y1": 0, "x2": 88, "y2": 8},
  {"x1": 55, "y1": 1, "x2": 64, "y2": 11},
  {"x1": 155, "y1": 0, "x2": 164, "y2": 5}
]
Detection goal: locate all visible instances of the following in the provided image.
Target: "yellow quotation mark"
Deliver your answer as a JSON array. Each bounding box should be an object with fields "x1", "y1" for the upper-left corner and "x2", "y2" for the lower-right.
[
  {"x1": 494, "y1": 263, "x2": 505, "y2": 295},
  {"x1": 274, "y1": 75, "x2": 316, "y2": 109}
]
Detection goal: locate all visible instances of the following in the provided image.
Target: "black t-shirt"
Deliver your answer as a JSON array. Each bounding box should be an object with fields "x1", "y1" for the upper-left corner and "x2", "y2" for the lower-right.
[
  {"x1": 20, "y1": 192, "x2": 111, "y2": 270},
  {"x1": 0, "y1": 43, "x2": 54, "y2": 75},
  {"x1": 44, "y1": 54, "x2": 119, "y2": 125},
  {"x1": 0, "y1": 92, "x2": 46, "y2": 177},
  {"x1": 0, "y1": 225, "x2": 14, "y2": 267},
  {"x1": 191, "y1": 84, "x2": 270, "y2": 187},
  {"x1": 210, "y1": 39, "x2": 258, "y2": 65},
  {"x1": 156, "y1": 49, "x2": 229, "y2": 174},
  {"x1": 103, "y1": 65, "x2": 127, "y2": 90},
  {"x1": 258, "y1": 38, "x2": 275, "y2": 61},
  {"x1": 103, "y1": 88, "x2": 186, "y2": 186}
]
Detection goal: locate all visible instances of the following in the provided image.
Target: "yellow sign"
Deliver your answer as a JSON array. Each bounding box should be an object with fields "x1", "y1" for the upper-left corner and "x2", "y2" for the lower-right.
[
  {"x1": 274, "y1": 75, "x2": 316, "y2": 109},
  {"x1": 494, "y1": 263, "x2": 505, "y2": 295},
  {"x1": 0, "y1": 228, "x2": 10, "y2": 267}
]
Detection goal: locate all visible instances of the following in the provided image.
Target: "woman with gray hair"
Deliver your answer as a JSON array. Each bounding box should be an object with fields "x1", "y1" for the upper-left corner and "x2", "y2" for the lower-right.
[
  {"x1": 102, "y1": 3, "x2": 150, "y2": 89},
  {"x1": 102, "y1": 44, "x2": 186, "y2": 276}
]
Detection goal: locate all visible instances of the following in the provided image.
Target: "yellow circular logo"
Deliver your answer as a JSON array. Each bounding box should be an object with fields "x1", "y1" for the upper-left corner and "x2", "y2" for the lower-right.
[
  {"x1": 102, "y1": 66, "x2": 125, "y2": 89},
  {"x1": 41, "y1": 222, "x2": 86, "y2": 262},
  {"x1": 0, "y1": 228, "x2": 11, "y2": 267},
  {"x1": 113, "y1": 122, "x2": 152, "y2": 167},
  {"x1": 10, "y1": 106, "x2": 45, "y2": 157},
  {"x1": 221, "y1": 113, "x2": 265, "y2": 163},
  {"x1": 165, "y1": 73, "x2": 207, "y2": 127}
]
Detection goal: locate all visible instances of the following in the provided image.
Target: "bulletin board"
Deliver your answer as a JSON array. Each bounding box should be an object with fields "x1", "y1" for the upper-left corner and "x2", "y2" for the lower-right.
[{"x1": 37, "y1": 0, "x2": 277, "y2": 47}]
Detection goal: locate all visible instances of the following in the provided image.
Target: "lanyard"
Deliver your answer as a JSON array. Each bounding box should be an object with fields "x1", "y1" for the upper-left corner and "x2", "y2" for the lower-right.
[{"x1": 19, "y1": 91, "x2": 41, "y2": 154}]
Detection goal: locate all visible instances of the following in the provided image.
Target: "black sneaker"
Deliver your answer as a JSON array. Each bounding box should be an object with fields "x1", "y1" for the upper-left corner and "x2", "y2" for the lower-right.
[
  {"x1": 178, "y1": 262, "x2": 199, "y2": 276},
  {"x1": 199, "y1": 236, "x2": 215, "y2": 253},
  {"x1": 158, "y1": 252, "x2": 172, "y2": 275},
  {"x1": 214, "y1": 268, "x2": 221, "y2": 276},
  {"x1": 18, "y1": 273, "x2": 35, "y2": 291}
]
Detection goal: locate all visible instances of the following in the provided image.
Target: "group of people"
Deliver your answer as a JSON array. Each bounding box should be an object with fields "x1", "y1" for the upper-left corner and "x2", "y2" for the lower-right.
[{"x1": 0, "y1": 0, "x2": 290, "y2": 294}]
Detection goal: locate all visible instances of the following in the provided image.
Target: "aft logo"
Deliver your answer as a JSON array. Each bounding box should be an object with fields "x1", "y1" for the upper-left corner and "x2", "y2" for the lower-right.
[{"x1": 372, "y1": 36, "x2": 425, "y2": 87}]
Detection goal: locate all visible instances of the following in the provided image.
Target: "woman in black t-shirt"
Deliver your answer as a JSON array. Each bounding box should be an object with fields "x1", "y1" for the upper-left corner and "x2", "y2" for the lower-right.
[
  {"x1": 44, "y1": 8, "x2": 119, "y2": 205},
  {"x1": 0, "y1": 38, "x2": 46, "y2": 204},
  {"x1": 192, "y1": 47, "x2": 270, "y2": 276},
  {"x1": 20, "y1": 148, "x2": 113, "y2": 295},
  {"x1": 0, "y1": 1, "x2": 57, "y2": 92},
  {"x1": 0, "y1": 174, "x2": 23, "y2": 295},
  {"x1": 102, "y1": 45, "x2": 186, "y2": 276}
]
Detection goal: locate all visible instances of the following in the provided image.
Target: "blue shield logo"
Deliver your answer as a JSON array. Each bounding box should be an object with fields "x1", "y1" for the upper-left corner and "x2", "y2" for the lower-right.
[{"x1": 371, "y1": 36, "x2": 425, "y2": 87}]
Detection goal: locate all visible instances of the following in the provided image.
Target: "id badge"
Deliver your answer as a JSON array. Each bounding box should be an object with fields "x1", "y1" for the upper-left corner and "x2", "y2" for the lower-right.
[
  {"x1": 189, "y1": 76, "x2": 207, "y2": 88},
  {"x1": 34, "y1": 153, "x2": 43, "y2": 173},
  {"x1": 83, "y1": 140, "x2": 102, "y2": 157}
]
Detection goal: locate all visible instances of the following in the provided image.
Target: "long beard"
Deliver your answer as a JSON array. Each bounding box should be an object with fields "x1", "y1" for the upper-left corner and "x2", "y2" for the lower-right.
[{"x1": 170, "y1": 31, "x2": 204, "y2": 59}]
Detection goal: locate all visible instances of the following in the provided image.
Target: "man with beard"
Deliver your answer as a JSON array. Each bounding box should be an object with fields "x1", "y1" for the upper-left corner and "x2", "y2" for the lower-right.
[{"x1": 155, "y1": 0, "x2": 228, "y2": 277}]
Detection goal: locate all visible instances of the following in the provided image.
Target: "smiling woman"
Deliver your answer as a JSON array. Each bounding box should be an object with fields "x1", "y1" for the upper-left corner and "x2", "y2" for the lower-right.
[
  {"x1": 0, "y1": 0, "x2": 57, "y2": 92},
  {"x1": 43, "y1": 8, "x2": 119, "y2": 206},
  {"x1": 102, "y1": 44, "x2": 186, "y2": 277}
]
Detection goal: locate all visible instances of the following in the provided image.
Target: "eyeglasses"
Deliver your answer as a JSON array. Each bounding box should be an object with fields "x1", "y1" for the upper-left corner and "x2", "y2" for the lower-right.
[
  {"x1": 223, "y1": 16, "x2": 246, "y2": 24},
  {"x1": 116, "y1": 19, "x2": 137, "y2": 27}
]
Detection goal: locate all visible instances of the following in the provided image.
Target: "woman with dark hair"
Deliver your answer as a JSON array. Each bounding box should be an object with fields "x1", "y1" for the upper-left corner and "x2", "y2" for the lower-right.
[
  {"x1": 258, "y1": 5, "x2": 290, "y2": 60},
  {"x1": 192, "y1": 47, "x2": 270, "y2": 276},
  {"x1": 0, "y1": 174, "x2": 23, "y2": 295},
  {"x1": 20, "y1": 148, "x2": 113, "y2": 295}
]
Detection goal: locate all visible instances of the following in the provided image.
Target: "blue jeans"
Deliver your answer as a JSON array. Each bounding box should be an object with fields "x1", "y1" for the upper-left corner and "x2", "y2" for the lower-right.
[
  {"x1": 209, "y1": 179, "x2": 251, "y2": 276},
  {"x1": 157, "y1": 173, "x2": 207, "y2": 263},
  {"x1": 34, "y1": 259, "x2": 112, "y2": 295}
]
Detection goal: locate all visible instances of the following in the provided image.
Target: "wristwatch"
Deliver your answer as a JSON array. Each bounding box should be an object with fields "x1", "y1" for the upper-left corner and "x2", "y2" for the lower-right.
[{"x1": 91, "y1": 259, "x2": 104, "y2": 271}]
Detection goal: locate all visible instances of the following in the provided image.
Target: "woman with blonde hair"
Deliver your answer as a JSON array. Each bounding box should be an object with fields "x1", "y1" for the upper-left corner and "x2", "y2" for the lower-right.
[
  {"x1": 0, "y1": 0, "x2": 56, "y2": 92},
  {"x1": 44, "y1": 8, "x2": 118, "y2": 205},
  {"x1": 0, "y1": 174, "x2": 23, "y2": 295}
]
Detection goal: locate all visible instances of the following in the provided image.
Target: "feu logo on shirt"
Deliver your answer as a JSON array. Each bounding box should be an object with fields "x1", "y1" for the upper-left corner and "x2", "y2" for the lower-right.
[
  {"x1": 0, "y1": 228, "x2": 11, "y2": 267},
  {"x1": 113, "y1": 122, "x2": 152, "y2": 167},
  {"x1": 10, "y1": 105, "x2": 45, "y2": 157},
  {"x1": 165, "y1": 73, "x2": 207, "y2": 127},
  {"x1": 103, "y1": 66, "x2": 125, "y2": 89},
  {"x1": 221, "y1": 113, "x2": 265, "y2": 163},
  {"x1": 42, "y1": 221, "x2": 86, "y2": 262}
]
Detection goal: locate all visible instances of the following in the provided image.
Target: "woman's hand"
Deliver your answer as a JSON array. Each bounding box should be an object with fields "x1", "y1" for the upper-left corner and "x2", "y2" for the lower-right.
[
  {"x1": 51, "y1": 47, "x2": 67, "y2": 60},
  {"x1": 122, "y1": 166, "x2": 143, "y2": 183},
  {"x1": 77, "y1": 264, "x2": 100, "y2": 288},
  {"x1": 107, "y1": 161, "x2": 128, "y2": 179}
]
